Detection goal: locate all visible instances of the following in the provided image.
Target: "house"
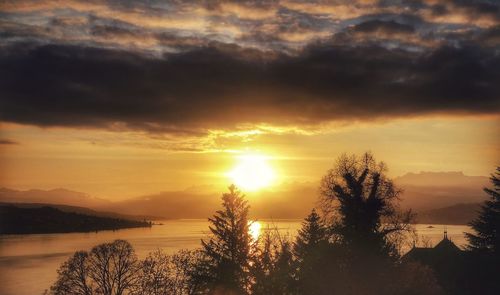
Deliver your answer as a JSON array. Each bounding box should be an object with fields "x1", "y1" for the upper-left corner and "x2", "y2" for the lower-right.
[
  {"x1": 403, "y1": 230, "x2": 463, "y2": 264},
  {"x1": 403, "y1": 229, "x2": 464, "y2": 294}
]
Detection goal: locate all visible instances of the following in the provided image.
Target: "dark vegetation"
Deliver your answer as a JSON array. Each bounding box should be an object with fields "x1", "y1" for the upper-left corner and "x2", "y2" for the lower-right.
[
  {"x1": 48, "y1": 154, "x2": 500, "y2": 295},
  {"x1": 0, "y1": 202, "x2": 160, "y2": 221},
  {"x1": 0, "y1": 205, "x2": 151, "y2": 234}
]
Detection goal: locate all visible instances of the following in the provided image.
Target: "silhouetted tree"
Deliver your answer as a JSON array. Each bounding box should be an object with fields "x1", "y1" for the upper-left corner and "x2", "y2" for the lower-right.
[
  {"x1": 50, "y1": 240, "x2": 138, "y2": 295},
  {"x1": 461, "y1": 166, "x2": 500, "y2": 295},
  {"x1": 293, "y1": 209, "x2": 329, "y2": 294},
  {"x1": 466, "y1": 166, "x2": 500, "y2": 254},
  {"x1": 318, "y1": 152, "x2": 414, "y2": 294},
  {"x1": 252, "y1": 229, "x2": 296, "y2": 295},
  {"x1": 51, "y1": 251, "x2": 92, "y2": 295},
  {"x1": 390, "y1": 262, "x2": 443, "y2": 295},
  {"x1": 251, "y1": 230, "x2": 275, "y2": 295},
  {"x1": 270, "y1": 240, "x2": 296, "y2": 295},
  {"x1": 320, "y1": 152, "x2": 413, "y2": 259},
  {"x1": 294, "y1": 209, "x2": 327, "y2": 260},
  {"x1": 88, "y1": 240, "x2": 138, "y2": 295},
  {"x1": 193, "y1": 185, "x2": 254, "y2": 294},
  {"x1": 136, "y1": 249, "x2": 200, "y2": 295}
]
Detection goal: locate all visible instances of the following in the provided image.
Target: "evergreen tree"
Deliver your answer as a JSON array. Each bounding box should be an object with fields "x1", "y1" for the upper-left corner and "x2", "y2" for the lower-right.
[
  {"x1": 461, "y1": 167, "x2": 500, "y2": 295},
  {"x1": 271, "y1": 241, "x2": 296, "y2": 295},
  {"x1": 195, "y1": 185, "x2": 253, "y2": 295},
  {"x1": 466, "y1": 166, "x2": 500, "y2": 254},
  {"x1": 251, "y1": 232, "x2": 275, "y2": 295},
  {"x1": 293, "y1": 209, "x2": 329, "y2": 295},
  {"x1": 293, "y1": 209, "x2": 327, "y2": 260},
  {"x1": 251, "y1": 230, "x2": 296, "y2": 295}
]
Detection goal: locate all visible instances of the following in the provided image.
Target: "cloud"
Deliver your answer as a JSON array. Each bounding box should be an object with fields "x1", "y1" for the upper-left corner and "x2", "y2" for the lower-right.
[
  {"x1": 352, "y1": 19, "x2": 415, "y2": 34},
  {"x1": 421, "y1": 0, "x2": 500, "y2": 28},
  {"x1": 0, "y1": 0, "x2": 498, "y2": 136},
  {"x1": 0, "y1": 40, "x2": 498, "y2": 135},
  {"x1": 1, "y1": 0, "x2": 499, "y2": 55}
]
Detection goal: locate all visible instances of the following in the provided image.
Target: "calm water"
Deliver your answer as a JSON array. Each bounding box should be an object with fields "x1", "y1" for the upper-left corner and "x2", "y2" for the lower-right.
[{"x1": 0, "y1": 220, "x2": 470, "y2": 295}]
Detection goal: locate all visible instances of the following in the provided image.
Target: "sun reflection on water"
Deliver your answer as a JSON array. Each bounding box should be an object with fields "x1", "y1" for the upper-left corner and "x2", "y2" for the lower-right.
[{"x1": 249, "y1": 221, "x2": 262, "y2": 241}]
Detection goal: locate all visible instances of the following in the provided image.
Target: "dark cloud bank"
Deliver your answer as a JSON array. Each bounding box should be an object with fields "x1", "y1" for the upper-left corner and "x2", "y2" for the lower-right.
[{"x1": 1, "y1": 27, "x2": 499, "y2": 134}]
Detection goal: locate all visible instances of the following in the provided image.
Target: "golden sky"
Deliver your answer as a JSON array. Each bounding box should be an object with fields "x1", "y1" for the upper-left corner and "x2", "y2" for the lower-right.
[
  {"x1": 1, "y1": 115, "x2": 498, "y2": 200},
  {"x1": 0, "y1": 0, "x2": 499, "y2": 200}
]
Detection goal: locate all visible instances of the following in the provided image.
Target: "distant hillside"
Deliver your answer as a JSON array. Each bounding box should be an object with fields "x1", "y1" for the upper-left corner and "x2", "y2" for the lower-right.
[
  {"x1": 416, "y1": 203, "x2": 481, "y2": 225},
  {"x1": 0, "y1": 171, "x2": 489, "y2": 220},
  {"x1": 0, "y1": 187, "x2": 110, "y2": 208},
  {"x1": 0, "y1": 202, "x2": 161, "y2": 221},
  {"x1": 0, "y1": 205, "x2": 151, "y2": 234},
  {"x1": 98, "y1": 185, "x2": 318, "y2": 219},
  {"x1": 394, "y1": 172, "x2": 488, "y2": 210}
]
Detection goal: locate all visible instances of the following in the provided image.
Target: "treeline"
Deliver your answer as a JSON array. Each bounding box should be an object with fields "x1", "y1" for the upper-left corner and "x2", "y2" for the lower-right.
[
  {"x1": 48, "y1": 154, "x2": 500, "y2": 295},
  {"x1": 0, "y1": 205, "x2": 151, "y2": 234}
]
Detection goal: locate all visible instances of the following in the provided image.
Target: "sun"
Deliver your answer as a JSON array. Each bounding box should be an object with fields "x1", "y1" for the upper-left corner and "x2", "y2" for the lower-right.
[{"x1": 228, "y1": 154, "x2": 276, "y2": 191}]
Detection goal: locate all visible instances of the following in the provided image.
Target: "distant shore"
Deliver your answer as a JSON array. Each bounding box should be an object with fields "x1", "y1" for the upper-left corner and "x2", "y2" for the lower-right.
[{"x1": 0, "y1": 205, "x2": 152, "y2": 235}]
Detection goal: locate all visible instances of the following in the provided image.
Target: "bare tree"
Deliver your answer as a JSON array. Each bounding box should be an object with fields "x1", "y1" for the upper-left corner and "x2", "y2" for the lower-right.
[
  {"x1": 51, "y1": 251, "x2": 93, "y2": 295},
  {"x1": 110, "y1": 240, "x2": 138, "y2": 295},
  {"x1": 135, "y1": 249, "x2": 200, "y2": 295},
  {"x1": 50, "y1": 240, "x2": 138, "y2": 295}
]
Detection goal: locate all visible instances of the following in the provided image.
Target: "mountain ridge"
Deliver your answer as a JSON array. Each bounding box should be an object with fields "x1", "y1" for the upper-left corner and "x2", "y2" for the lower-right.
[{"x1": 0, "y1": 171, "x2": 489, "y2": 221}]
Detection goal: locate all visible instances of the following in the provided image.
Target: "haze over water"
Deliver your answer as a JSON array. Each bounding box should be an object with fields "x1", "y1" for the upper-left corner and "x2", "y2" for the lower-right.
[{"x1": 0, "y1": 220, "x2": 470, "y2": 295}]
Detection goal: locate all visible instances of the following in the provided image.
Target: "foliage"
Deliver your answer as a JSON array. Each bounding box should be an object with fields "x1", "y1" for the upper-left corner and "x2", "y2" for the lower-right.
[
  {"x1": 193, "y1": 184, "x2": 254, "y2": 295},
  {"x1": 319, "y1": 152, "x2": 414, "y2": 259},
  {"x1": 0, "y1": 206, "x2": 151, "y2": 234},
  {"x1": 293, "y1": 209, "x2": 328, "y2": 259},
  {"x1": 292, "y1": 209, "x2": 331, "y2": 294},
  {"x1": 466, "y1": 166, "x2": 500, "y2": 254},
  {"x1": 389, "y1": 262, "x2": 444, "y2": 295},
  {"x1": 462, "y1": 166, "x2": 500, "y2": 294},
  {"x1": 314, "y1": 152, "x2": 416, "y2": 294},
  {"x1": 136, "y1": 249, "x2": 201, "y2": 295},
  {"x1": 251, "y1": 228, "x2": 296, "y2": 295},
  {"x1": 50, "y1": 155, "x2": 474, "y2": 295}
]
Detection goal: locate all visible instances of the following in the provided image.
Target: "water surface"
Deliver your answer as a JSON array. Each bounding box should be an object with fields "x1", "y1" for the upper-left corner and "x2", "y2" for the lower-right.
[{"x1": 0, "y1": 220, "x2": 470, "y2": 295}]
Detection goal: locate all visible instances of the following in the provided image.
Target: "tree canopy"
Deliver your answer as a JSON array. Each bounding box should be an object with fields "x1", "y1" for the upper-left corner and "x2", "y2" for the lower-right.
[
  {"x1": 195, "y1": 184, "x2": 254, "y2": 294},
  {"x1": 466, "y1": 166, "x2": 500, "y2": 254}
]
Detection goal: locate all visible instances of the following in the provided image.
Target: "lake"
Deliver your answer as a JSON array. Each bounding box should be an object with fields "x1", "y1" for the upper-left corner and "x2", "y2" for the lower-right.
[{"x1": 0, "y1": 220, "x2": 471, "y2": 295}]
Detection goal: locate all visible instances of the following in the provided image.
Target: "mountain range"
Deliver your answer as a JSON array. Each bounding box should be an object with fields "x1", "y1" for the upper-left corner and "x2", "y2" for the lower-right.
[
  {"x1": 394, "y1": 171, "x2": 489, "y2": 211},
  {"x1": 0, "y1": 171, "x2": 490, "y2": 224}
]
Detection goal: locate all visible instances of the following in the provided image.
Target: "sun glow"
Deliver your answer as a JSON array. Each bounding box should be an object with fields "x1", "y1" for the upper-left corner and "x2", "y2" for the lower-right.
[
  {"x1": 228, "y1": 154, "x2": 276, "y2": 191},
  {"x1": 249, "y1": 221, "x2": 262, "y2": 241}
]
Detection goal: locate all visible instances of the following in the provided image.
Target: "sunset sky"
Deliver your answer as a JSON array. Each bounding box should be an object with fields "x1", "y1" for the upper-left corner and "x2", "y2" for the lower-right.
[{"x1": 0, "y1": 0, "x2": 499, "y2": 200}]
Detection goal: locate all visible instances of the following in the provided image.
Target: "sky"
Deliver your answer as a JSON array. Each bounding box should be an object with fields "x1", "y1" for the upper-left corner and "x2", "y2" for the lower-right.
[{"x1": 0, "y1": 0, "x2": 499, "y2": 200}]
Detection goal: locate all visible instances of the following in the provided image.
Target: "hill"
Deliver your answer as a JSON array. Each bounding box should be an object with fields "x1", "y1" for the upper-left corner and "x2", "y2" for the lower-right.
[
  {"x1": 0, "y1": 205, "x2": 151, "y2": 234},
  {"x1": 0, "y1": 171, "x2": 489, "y2": 220},
  {"x1": 98, "y1": 185, "x2": 319, "y2": 219},
  {"x1": 394, "y1": 172, "x2": 488, "y2": 210},
  {"x1": 0, "y1": 187, "x2": 110, "y2": 208},
  {"x1": 416, "y1": 203, "x2": 481, "y2": 225},
  {"x1": 0, "y1": 202, "x2": 161, "y2": 221}
]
